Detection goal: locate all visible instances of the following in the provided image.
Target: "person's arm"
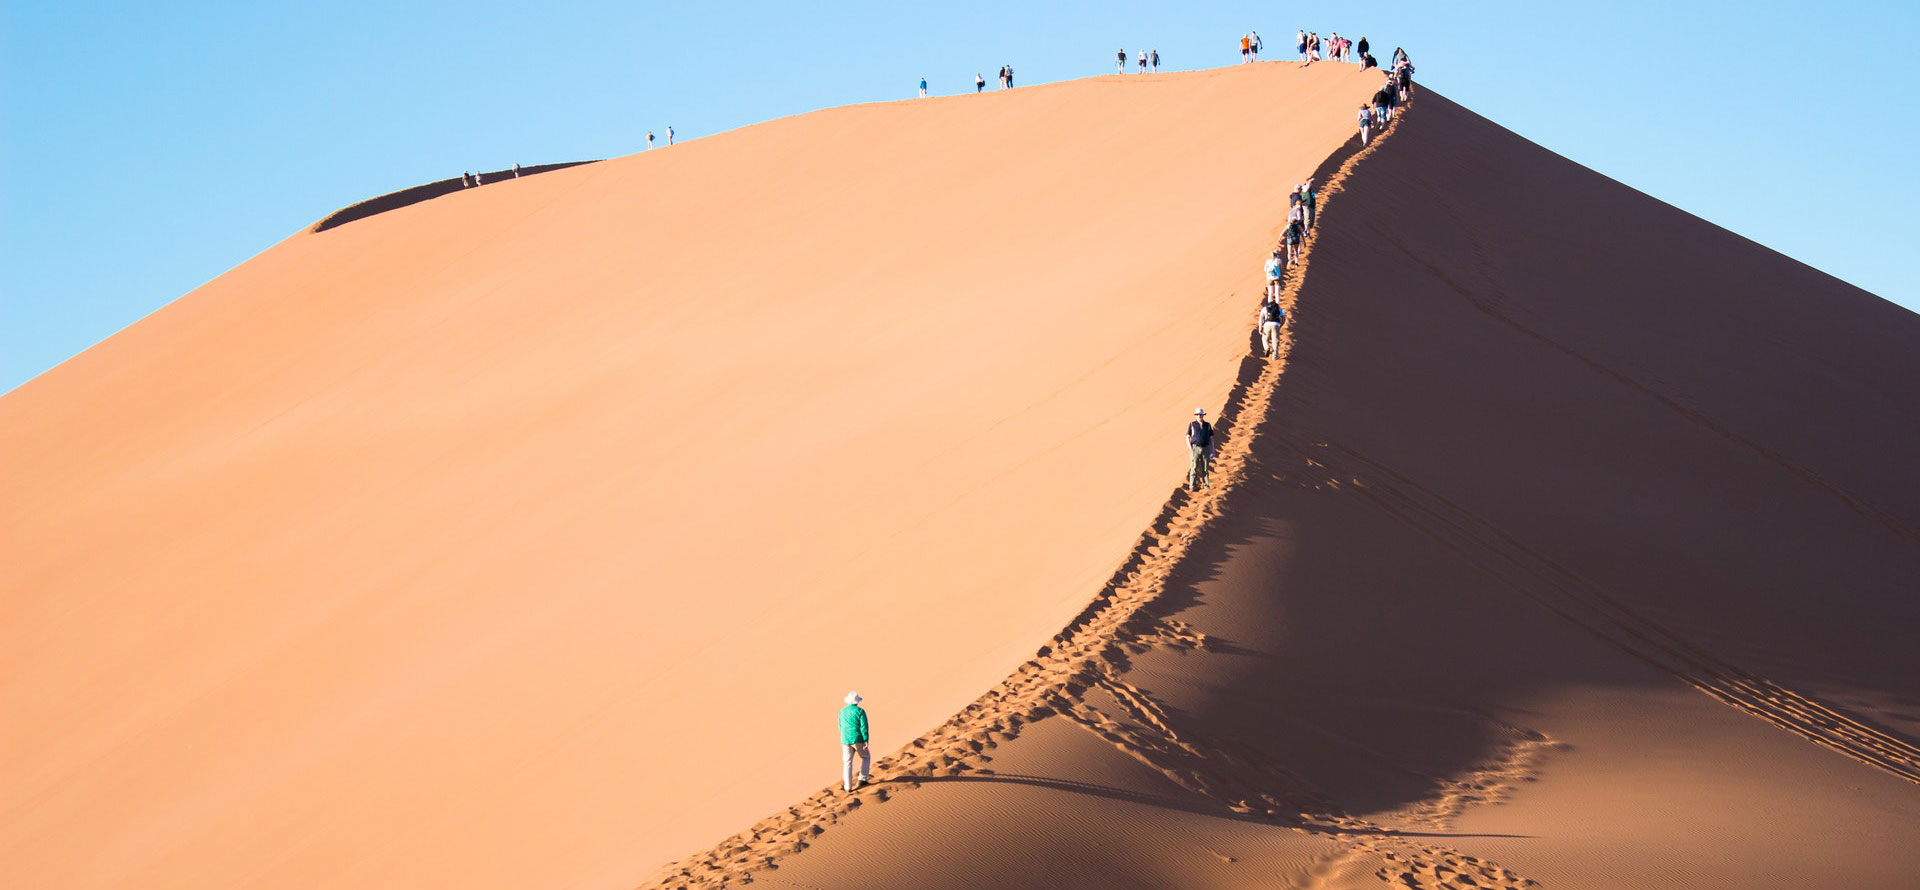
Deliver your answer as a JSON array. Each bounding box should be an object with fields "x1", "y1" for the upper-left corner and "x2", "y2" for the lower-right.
[{"x1": 858, "y1": 709, "x2": 870, "y2": 744}]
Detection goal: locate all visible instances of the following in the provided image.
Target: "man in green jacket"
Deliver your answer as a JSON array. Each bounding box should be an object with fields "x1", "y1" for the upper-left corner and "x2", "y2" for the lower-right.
[{"x1": 840, "y1": 691, "x2": 871, "y2": 791}]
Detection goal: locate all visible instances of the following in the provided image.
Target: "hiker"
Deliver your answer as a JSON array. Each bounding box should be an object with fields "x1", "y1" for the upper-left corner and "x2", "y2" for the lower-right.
[
  {"x1": 919, "y1": 77, "x2": 928, "y2": 98},
  {"x1": 840, "y1": 691, "x2": 871, "y2": 791},
  {"x1": 976, "y1": 72, "x2": 985, "y2": 92},
  {"x1": 1308, "y1": 32, "x2": 1321, "y2": 63},
  {"x1": 473, "y1": 171, "x2": 484, "y2": 185},
  {"x1": 1301, "y1": 183, "x2": 1317, "y2": 230},
  {"x1": 1358, "y1": 103, "x2": 1372, "y2": 144},
  {"x1": 512, "y1": 162, "x2": 521, "y2": 178},
  {"x1": 1006, "y1": 65, "x2": 1015, "y2": 87},
  {"x1": 461, "y1": 171, "x2": 472, "y2": 188},
  {"x1": 998, "y1": 65, "x2": 1008, "y2": 88},
  {"x1": 1240, "y1": 33, "x2": 1251, "y2": 63},
  {"x1": 647, "y1": 131, "x2": 655, "y2": 149},
  {"x1": 1357, "y1": 36, "x2": 1370, "y2": 63},
  {"x1": 1117, "y1": 48, "x2": 1127, "y2": 74},
  {"x1": 1151, "y1": 49, "x2": 1160, "y2": 71},
  {"x1": 1258, "y1": 296, "x2": 1287, "y2": 358},
  {"x1": 1397, "y1": 63, "x2": 1415, "y2": 100},
  {"x1": 1283, "y1": 217, "x2": 1304, "y2": 265},
  {"x1": 1187, "y1": 409, "x2": 1213, "y2": 491},
  {"x1": 1250, "y1": 30, "x2": 1262, "y2": 59},
  {"x1": 1361, "y1": 52, "x2": 1377, "y2": 71},
  {"x1": 1138, "y1": 49, "x2": 1148, "y2": 72},
  {"x1": 1264, "y1": 249, "x2": 1284, "y2": 301},
  {"x1": 667, "y1": 126, "x2": 675, "y2": 145},
  {"x1": 1297, "y1": 29, "x2": 1307, "y2": 61}
]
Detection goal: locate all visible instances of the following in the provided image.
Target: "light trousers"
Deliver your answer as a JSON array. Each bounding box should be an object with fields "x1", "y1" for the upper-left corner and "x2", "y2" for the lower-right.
[{"x1": 842, "y1": 743, "x2": 871, "y2": 790}]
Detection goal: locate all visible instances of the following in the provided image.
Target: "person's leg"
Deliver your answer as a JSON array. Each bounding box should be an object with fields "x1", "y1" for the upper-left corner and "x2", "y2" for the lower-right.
[
  {"x1": 1188, "y1": 445, "x2": 1202, "y2": 489},
  {"x1": 842, "y1": 744, "x2": 855, "y2": 791},
  {"x1": 857, "y1": 743, "x2": 871, "y2": 783}
]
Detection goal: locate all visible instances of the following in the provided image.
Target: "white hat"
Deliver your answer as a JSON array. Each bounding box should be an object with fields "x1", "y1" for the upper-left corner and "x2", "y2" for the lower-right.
[
  {"x1": 1194, "y1": 408, "x2": 1206, "y2": 416},
  {"x1": 845, "y1": 691, "x2": 862, "y2": 704}
]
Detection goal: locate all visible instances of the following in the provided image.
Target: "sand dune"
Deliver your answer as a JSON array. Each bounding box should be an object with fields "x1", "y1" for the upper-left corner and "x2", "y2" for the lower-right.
[
  {"x1": 0, "y1": 64, "x2": 1383, "y2": 889},
  {"x1": 692, "y1": 89, "x2": 1920, "y2": 889}
]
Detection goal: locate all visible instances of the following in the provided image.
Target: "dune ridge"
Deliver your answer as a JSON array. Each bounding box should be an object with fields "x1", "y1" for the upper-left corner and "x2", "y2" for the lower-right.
[{"x1": 645, "y1": 85, "x2": 1420, "y2": 890}]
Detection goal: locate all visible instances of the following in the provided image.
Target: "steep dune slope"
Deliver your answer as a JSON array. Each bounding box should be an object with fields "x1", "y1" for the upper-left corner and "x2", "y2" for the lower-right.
[
  {"x1": 749, "y1": 90, "x2": 1920, "y2": 890},
  {"x1": 0, "y1": 65, "x2": 1381, "y2": 889}
]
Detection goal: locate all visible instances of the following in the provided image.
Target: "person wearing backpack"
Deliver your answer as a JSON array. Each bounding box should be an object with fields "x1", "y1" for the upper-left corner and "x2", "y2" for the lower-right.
[
  {"x1": 1257, "y1": 296, "x2": 1287, "y2": 358},
  {"x1": 976, "y1": 72, "x2": 985, "y2": 93},
  {"x1": 1264, "y1": 248, "x2": 1284, "y2": 301},
  {"x1": 840, "y1": 691, "x2": 872, "y2": 792},
  {"x1": 1301, "y1": 183, "x2": 1317, "y2": 230},
  {"x1": 1187, "y1": 409, "x2": 1214, "y2": 490},
  {"x1": 1283, "y1": 217, "x2": 1304, "y2": 265}
]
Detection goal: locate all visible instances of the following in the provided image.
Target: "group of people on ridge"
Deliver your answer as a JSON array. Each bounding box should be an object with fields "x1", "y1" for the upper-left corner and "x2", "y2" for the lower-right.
[
  {"x1": 1117, "y1": 48, "x2": 1162, "y2": 73},
  {"x1": 841, "y1": 50, "x2": 1417, "y2": 793}
]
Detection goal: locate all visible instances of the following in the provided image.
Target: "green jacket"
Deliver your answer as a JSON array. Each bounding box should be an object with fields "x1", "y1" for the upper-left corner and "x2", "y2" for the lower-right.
[{"x1": 839, "y1": 704, "x2": 870, "y2": 745}]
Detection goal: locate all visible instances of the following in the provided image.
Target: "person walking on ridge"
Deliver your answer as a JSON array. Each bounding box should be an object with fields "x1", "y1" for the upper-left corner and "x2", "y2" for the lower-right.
[
  {"x1": 976, "y1": 72, "x2": 986, "y2": 92},
  {"x1": 1357, "y1": 36, "x2": 1370, "y2": 64},
  {"x1": 1300, "y1": 182, "x2": 1317, "y2": 230},
  {"x1": 1151, "y1": 48, "x2": 1160, "y2": 71},
  {"x1": 647, "y1": 131, "x2": 655, "y2": 149},
  {"x1": 1258, "y1": 295, "x2": 1287, "y2": 358},
  {"x1": 1283, "y1": 216, "x2": 1304, "y2": 266},
  {"x1": 1138, "y1": 49, "x2": 1148, "y2": 72},
  {"x1": 1006, "y1": 65, "x2": 1015, "y2": 87},
  {"x1": 667, "y1": 126, "x2": 676, "y2": 146},
  {"x1": 840, "y1": 691, "x2": 871, "y2": 791},
  {"x1": 919, "y1": 77, "x2": 928, "y2": 98},
  {"x1": 1250, "y1": 30, "x2": 1262, "y2": 60},
  {"x1": 1240, "y1": 33, "x2": 1252, "y2": 63},
  {"x1": 1117, "y1": 48, "x2": 1127, "y2": 73},
  {"x1": 1358, "y1": 103, "x2": 1372, "y2": 144},
  {"x1": 1264, "y1": 248, "x2": 1284, "y2": 302},
  {"x1": 1187, "y1": 409, "x2": 1214, "y2": 491}
]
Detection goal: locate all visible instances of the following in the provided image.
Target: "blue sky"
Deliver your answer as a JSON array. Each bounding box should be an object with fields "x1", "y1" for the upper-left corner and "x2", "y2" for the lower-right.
[{"x1": 4, "y1": 0, "x2": 1915, "y2": 392}]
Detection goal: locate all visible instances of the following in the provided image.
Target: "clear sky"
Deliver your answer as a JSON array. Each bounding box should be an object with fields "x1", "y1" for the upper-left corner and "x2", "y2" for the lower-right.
[{"x1": 4, "y1": 0, "x2": 1916, "y2": 392}]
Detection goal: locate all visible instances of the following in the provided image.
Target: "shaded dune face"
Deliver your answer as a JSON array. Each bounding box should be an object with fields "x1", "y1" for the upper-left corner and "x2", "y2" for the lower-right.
[
  {"x1": 746, "y1": 91, "x2": 1920, "y2": 890},
  {"x1": 0, "y1": 65, "x2": 1382, "y2": 889}
]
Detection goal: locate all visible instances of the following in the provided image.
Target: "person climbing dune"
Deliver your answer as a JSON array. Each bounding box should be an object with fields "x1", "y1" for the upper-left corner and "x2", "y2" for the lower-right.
[
  {"x1": 1187, "y1": 408, "x2": 1213, "y2": 491},
  {"x1": 1257, "y1": 295, "x2": 1287, "y2": 358},
  {"x1": 840, "y1": 691, "x2": 871, "y2": 792}
]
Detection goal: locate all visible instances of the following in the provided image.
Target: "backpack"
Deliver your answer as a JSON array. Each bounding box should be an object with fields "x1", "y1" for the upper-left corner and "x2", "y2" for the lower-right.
[{"x1": 1263, "y1": 302, "x2": 1285, "y2": 324}]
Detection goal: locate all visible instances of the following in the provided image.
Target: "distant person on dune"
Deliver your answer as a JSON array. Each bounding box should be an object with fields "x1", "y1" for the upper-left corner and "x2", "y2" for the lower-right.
[
  {"x1": 1187, "y1": 409, "x2": 1213, "y2": 491},
  {"x1": 1397, "y1": 63, "x2": 1415, "y2": 100},
  {"x1": 1357, "y1": 36, "x2": 1369, "y2": 63},
  {"x1": 976, "y1": 72, "x2": 985, "y2": 92},
  {"x1": 1251, "y1": 30, "x2": 1262, "y2": 59},
  {"x1": 1358, "y1": 103, "x2": 1372, "y2": 144},
  {"x1": 920, "y1": 77, "x2": 928, "y2": 98},
  {"x1": 1138, "y1": 49, "x2": 1148, "y2": 72},
  {"x1": 1258, "y1": 295, "x2": 1287, "y2": 358},
  {"x1": 1151, "y1": 49, "x2": 1160, "y2": 71},
  {"x1": 1283, "y1": 216, "x2": 1304, "y2": 265},
  {"x1": 647, "y1": 131, "x2": 655, "y2": 149},
  {"x1": 1296, "y1": 29, "x2": 1307, "y2": 61},
  {"x1": 1006, "y1": 65, "x2": 1015, "y2": 87},
  {"x1": 1300, "y1": 182, "x2": 1317, "y2": 230},
  {"x1": 840, "y1": 691, "x2": 872, "y2": 791},
  {"x1": 512, "y1": 163, "x2": 521, "y2": 178},
  {"x1": 1241, "y1": 33, "x2": 1251, "y2": 63},
  {"x1": 474, "y1": 171, "x2": 484, "y2": 185},
  {"x1": 999, "y1": 65, "x2": 1008, "y2": 88},
  {"x1": 1361, "y1": 52, "x2": 1377, "y2": 71},
  {"x1": 1265, "y1": 248, "x2": 1283, "y2": 301},
  {"x1": 1118, "y1": 47, "x2": 1127, "y2": 74},
  {"x1": 461, "y1": 171, "x2": 472, "y2": 188},
  {"x1": 668, "y1": 126, "x2": 676, "y2": 145}
]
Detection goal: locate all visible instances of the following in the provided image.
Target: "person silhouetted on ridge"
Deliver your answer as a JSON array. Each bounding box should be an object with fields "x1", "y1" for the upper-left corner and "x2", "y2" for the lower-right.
[
  {"x1": 919, "y1": 77, "x2": 928, "y2": 98},
  {"x1": 1138, "y1": 49, "x2": 1148, "y2": 72},
  {"x1": 1187, "y1": 409, "x2": 1214, "y2": 491},
  {"x1": 976, "y1": 72, "x2": 985, "y2": 92},
  {"x1": 1357, "y1": 36, "x2": 1370, "y2": 63},
  {"x1": 512, "y1": 162, "x2": 521, "y2": 178},
  {"x1": 1117, "y1": 47, "x2": 1127, "y2": 74},
  {"x1": 461, "y1": 171, "x2": 472, "y2": 188},
  {"x1": 1240, "y1": 33, "x2": 1252, "y2": 63},
  {"x1": 1151, "y1": 49, "x2": 1160, "y2": 71},
  {"x1": 667, "y1": 126, "x2": 675, "y2": 146},
  {"x1": 1005, "y1": 64, "x2": 1014, "y2": 87},
  {"x1": 840, "y1": 691, "x2": 872, "y2": 792},
  {"x1": 1250, "y1": 30, "x2": 1262, "y2": 59}
]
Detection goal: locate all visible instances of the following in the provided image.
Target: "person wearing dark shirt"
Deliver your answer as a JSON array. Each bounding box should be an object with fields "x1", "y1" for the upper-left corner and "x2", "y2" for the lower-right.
[{"x1": 1186, "y1": 408, "x2": 1214, "y2": 491}]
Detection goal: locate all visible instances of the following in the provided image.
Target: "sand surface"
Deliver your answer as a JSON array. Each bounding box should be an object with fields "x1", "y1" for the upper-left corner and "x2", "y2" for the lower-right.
[
  {"x1": 1, "y1": 64, "x2": 1381, "y2": 889},
  {"x1": 8, "y1": 63, "x2": 1919, "y2": 890},
  {"x1": 697, "y1": 89, "x2": 1920, "y2": 889}
]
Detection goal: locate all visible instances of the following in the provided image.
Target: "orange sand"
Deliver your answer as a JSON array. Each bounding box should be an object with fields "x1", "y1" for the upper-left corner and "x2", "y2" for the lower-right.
[{"x1": 1, "y1": 63, "x2": 1380, "y2": 889}]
